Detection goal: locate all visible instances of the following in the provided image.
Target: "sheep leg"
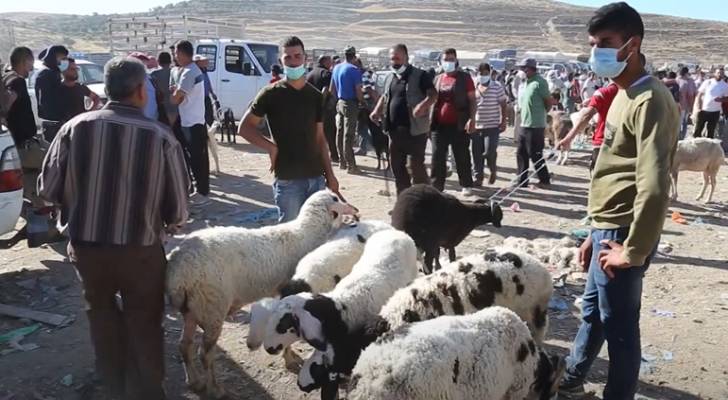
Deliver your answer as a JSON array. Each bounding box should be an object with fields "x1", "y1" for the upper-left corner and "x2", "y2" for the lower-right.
[
  {"x1": 282, "y1": 346, "x2": 304, "y2": 373},
  {"x1": 696, "y1": 172, "x2": 709, "y2": 201},
  {"x1": 179, "y1": 314, "x2": 205, "y2": 392},
  {"x1": 423, "y1": 250, "x2": 435, "y2": 275},
  {"x1": 201, "y1": 321, "x2": 226, "y2": 399},
  {"x1": 207, "y1": 129, "x2": 221, "y2": 175},
  {"x1": 707, "y1": 172, "x2": 717, "y2": 203},
  {"x1": 670, "y1": 171, "x2": 678, "y2": 201},
  {"x1": 448, "y1": 247, "x2": 457, "y2": 262}
]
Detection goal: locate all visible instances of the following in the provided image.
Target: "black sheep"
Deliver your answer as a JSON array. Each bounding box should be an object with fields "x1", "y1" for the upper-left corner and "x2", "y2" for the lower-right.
[{"x1": 391, "y1": 184, "x2": 503, "y2": 274}]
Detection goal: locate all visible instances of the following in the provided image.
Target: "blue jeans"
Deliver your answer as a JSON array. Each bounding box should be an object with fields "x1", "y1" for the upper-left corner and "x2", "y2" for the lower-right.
[
  {"x1": 273, "y1": 176, "x2": 326, "y2": 223},
  {"x1": 679, "y1": 110, "x2": 689, "y2": 140},
  {"x1": 471, "y1": 128, "x2": 500, "y2": 180},
  {"x1": 564, "y1": 227, "x2": 655, "y2": 400}
]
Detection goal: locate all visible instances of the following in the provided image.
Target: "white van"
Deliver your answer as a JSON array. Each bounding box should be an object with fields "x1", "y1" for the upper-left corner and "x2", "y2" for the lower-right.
[
  {"x1": 0, "y1": 127, "x2": 23, "y2": 236},
  {"x1": 194, "y1": 39, "x2": 279, "y2": 119}
]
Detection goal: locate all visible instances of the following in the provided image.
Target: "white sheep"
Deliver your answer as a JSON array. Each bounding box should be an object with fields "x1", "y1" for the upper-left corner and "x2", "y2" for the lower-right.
[
  {"x1": 671, "y1": 138, "x2": 725, "y2": 203},
  {"x1": 346, "y1": 307, "x2": 565, "y2": 400},
  {"x1": 261, "y1": 230, "x2": 418, "y2": 373},
  {"x1": 165, "y1": 190, "x2": 357, "y2": 399},
  {"x1": 246, "y1": 220, "x2": 393, "y2": 371},
  {"x1": 297, "y1": 247, "x2": 553, "y2": 396},
  {"x1": 503, "y1": 236, "x2": 579, "y2": 273}
]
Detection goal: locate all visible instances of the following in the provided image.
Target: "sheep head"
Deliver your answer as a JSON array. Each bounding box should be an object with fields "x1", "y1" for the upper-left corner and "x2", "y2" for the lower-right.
[
  {"x1": 528, "y1": 351, "x2": 566, "y2": 400},
  {"x1": 298, "y1": 190, "x2": 360, "y2": 230},
  {"x1": 263, "y1": 293, "x2": 316, "y2": 354},
  {"x1": 471, "y1": 199, "x2": 504, "y2": 228}
]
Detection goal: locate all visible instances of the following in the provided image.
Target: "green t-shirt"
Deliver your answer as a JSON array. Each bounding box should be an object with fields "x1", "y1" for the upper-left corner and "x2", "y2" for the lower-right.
[
  {"x1": 519, "y1": 74, "x2": 551, "y2": 128},
  {"x1": 250, "y1": 81, "x2": 324, "y2": 180},
  {"x1": 588, "y1": 76, "x2": 679, "y2": 266}
]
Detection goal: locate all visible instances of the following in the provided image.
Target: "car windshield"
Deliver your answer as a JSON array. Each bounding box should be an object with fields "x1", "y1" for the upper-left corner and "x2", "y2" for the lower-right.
[
  {"x1": 80, "y1": 63, "x2": 104, "y2": 84},
  {"x1": 247, "y1": 44, "x2": 279, "y2": 74}
]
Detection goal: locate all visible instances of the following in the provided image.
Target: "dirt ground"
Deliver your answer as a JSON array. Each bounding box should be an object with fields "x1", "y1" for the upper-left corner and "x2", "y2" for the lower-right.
[{"x1": 0, "y1": 128, "x2": 727, "y2": 400}]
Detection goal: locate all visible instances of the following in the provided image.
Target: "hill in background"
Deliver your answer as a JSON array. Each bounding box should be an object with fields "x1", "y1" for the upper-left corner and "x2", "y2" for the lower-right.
[{"x1": 1, "y1": 0, "x2": 727, "y2": 65}]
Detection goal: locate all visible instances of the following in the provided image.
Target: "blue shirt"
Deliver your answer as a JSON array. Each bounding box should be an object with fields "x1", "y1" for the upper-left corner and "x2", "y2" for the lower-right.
[
  {"x1": 332, "y1": 62, "x2": 363, "y2": 101},
  {"x1": 143, "y1": 76, "x2": 159, "y2": 120}
]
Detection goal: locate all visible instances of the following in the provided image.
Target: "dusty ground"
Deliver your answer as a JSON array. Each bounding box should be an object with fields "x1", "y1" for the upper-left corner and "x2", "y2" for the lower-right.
[{"x1": 1, "y1": 128, "x2": 727, "y2": 400}]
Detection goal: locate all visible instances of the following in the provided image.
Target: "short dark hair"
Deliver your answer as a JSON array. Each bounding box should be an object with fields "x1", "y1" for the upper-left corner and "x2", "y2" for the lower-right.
[
  {"x1": 679, "y1": 66, "x2": 689, "y2": 76},
  {"x1": 157, "y1": 51, "x2": 172, "y2": 65},
  {"x1": 104, "y1": 56, "x2": 147, "y2": 101},
  {"x1": 443, "y1": 48, "x2": 457, "y2": 58},
  {"x1": 175, "y1": 40, "x2": 194, "y2": 57},
  {"x1": 67, "y1": 57, "x2": 76, "y2": 63},
  {"x1": 392, "y1": 44, "x2": 408, "y2": 56},
  {"x1": 478, "y1": 62, "x2": 491, "y2": 73},
  {"x1": 9, "y1": 46, "x2": 33, "y2": 67},
  {"x1": 281, "y1": 36, "x2": 305, "y2": 53},
  {"x1": 588, "y1": 2, "x2": 644, "y2": 42},
  {"x1": 668, "y1": 71, "x2": 677, "y2": 79}
]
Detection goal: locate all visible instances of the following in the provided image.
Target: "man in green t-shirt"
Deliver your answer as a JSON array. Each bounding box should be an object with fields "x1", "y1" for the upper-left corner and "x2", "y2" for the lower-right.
[
  {"x1": 559, "y1": 3, "x2": 679, "y2": 400},
  {"x1": 238, "y1": 36, "x2": 339, "y2": 222},
  {"x1": 516, "y1": 57, "x2": 556, "y2": 188}
]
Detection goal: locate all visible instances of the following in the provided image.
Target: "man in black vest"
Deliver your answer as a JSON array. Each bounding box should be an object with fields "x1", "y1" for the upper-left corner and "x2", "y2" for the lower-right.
[
  {"x1": 307, "y1": 55, "x2": 338, "y2": 162},
  {"x1": 431, "y1": 48, "x2": 477, "y2": 196},
  {"x1": 370, "y1": 44, "x2": 437, "y2": 195}
]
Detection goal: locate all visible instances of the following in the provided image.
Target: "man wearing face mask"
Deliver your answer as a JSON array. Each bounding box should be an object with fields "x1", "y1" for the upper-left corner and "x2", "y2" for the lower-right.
[
  {"x1": 238, "y1": 36, "x2": 339, "y2": 222},
  {"x1": 515, "y1": 58, "x2": 555, "y2": 188},
  {"x1": 370, "y1": 44, "x2": 437, "y2": 195},
  {"x1": 472, "y1": 62, "x2": 507, "y2": 186},
  {"x1": 559, "y1": 3, "x2": 679, "y2": 399},
  {"x1": 430, "y1": 48, "x2": 476, "y2": 196},
  {"x1": 35, "y1": 45, "x2": 69, "y2": 142},
  {"x1": 39, "y1": 57, "x2": 189, "y2": 399}
]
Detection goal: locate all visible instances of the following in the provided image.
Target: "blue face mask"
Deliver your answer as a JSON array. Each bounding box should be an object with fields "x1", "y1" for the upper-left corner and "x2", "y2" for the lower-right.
[
  {"x1": 284, "y1": 64, "x2": 307, "y2": 80},
  {"x1": 59, "y1": 59, "x2": 70, "y2": 72},
  {"x1": 441, "y1": 61, "x2": 457, "y2": 74},
  {"x1": 589, "y1": 39, "x2": 632, "y2": 79}
]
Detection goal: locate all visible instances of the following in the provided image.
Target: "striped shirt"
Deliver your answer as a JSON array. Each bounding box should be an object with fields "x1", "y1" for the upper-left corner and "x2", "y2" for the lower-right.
[
  {"x1": 475, "y1": 80, "x2": 507, "y2": 129},
  {"x1": 38, "y1": 102, "x2": 190, "y2": 246}
]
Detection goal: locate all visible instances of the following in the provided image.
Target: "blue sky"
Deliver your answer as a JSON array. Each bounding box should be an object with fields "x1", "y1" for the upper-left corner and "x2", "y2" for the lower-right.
[
  {"x1": 561, "y1": 0, "x2": 728, "y2": 22},
  {"x1": 0, "y1": 0, "x2": 726, "y2": 22}
]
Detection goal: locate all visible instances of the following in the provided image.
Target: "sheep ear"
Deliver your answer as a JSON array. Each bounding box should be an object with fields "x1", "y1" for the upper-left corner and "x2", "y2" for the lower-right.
[{"x1": 295, "y1": 309, "x2": 327, "y2": 351}]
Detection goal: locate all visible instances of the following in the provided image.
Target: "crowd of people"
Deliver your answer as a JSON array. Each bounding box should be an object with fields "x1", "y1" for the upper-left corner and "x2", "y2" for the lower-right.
[{"x1": 0, "y1": 1, "x2": 725, "y2": 399}]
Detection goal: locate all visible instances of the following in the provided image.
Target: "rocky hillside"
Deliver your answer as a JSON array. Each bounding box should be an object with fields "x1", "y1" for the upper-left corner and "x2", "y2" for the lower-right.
[{"x1": 1, "y1": 0, "x2": 727, "y2": 64}]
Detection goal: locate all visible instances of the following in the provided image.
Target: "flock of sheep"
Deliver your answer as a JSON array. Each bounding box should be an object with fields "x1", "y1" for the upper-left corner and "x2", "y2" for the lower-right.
[{"x1": 164, "y1": 186, "x2": 570, "y2": 400}]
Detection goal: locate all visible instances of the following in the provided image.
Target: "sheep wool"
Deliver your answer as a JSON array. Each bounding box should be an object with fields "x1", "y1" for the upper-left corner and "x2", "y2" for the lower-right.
[{"x1": 347, "y1": 307, "x2": 564, "y2": 400}]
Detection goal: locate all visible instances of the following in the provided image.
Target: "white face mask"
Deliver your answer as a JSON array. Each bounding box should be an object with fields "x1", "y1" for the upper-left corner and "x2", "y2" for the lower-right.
[
  {"x1": 391, "y1": 64, "x2": 406, "y2": 75},
  {"x1": 441, "y1": 61, "x2": 457, "y2": 73},
  {"x1": 479, "y1": 75, "x2": 491, "y2": 85},
  {"x1": 517, "y1": 70, "x2": 527, "y2": 80}
]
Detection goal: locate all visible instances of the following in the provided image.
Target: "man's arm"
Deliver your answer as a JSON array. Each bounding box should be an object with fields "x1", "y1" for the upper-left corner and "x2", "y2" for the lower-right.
[
  {"x1": 316, "y1": 121, "x2": 339, "y2": 194},
  {"x1": 38, "y1": 124, "x2": 70, "y2": 205},
  {"x1": 237, "y1": 109, "x2": 278, "y2": 171},
  {"x1": 370, "y1": 96, "x2": 385, "y2": 123},
  {"x1": 621, "y1": 99, "x2": 677, "y2": 266},
  {"x1": 557, "y1": 106, "x2": 597, "y2": 149},
  {"x1": 498, "y1": 95, "x2": 508, "y2": 132},
  {"x1": 355, "y1": 83, "x2": 364, "y2": 104},
  {"x1": 161, "y1": 139, "x2": 190, "y2": 230},
  {"x1": 85, "y1": 86, "x2": 100, "y2": 110}
]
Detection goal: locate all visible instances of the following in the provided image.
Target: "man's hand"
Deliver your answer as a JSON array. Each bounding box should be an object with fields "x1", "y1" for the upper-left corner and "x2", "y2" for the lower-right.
[
  {"x1": 578, "y1": 235, "x2": 593, "y2": 272},
  {"x1": 326, "y1": 175, "x2": 340, "y2": 196},
  {"x1": 499, "y1": 119, "x2": 507, "y2": 133},
  {"x1": 598, "y1": 240, "x2": 631, "y2": 279},
  {"x1": 369, "y1": 110, "x2": 382, "y2": 125},
  {"x1": 556, "y1": 136, "x2": 573, "y2": 151},
  {"x1": 268, "y1": 146, "x2": 278, "y2": 173},
  {"x1": 466, "y1": 119, "x2": 476, "y2": 134},
  {"x1": 413, "y1": 102, "x2": 429, "y2": 118}
]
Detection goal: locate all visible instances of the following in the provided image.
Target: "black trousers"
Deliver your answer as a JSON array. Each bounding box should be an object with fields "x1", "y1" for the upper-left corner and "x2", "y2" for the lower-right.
[
  {"x1": 182, "y1": 124, "x2": 210, "y2": 196},
  {"x1": 389, "y1": 127, "x2": 430, "y2": 194},
  {"x1": 694, "y1": 110, "x2": 720, "y2": 138},
  {"x1": 431, "y1": 124, "x2": 473, "y2": 191},
  {"x1": 516, "y1": 127, "x2": 550, "y2": 185},
  {"x1": 324, "y1": 102, "x2": 339, "y2": 162}
]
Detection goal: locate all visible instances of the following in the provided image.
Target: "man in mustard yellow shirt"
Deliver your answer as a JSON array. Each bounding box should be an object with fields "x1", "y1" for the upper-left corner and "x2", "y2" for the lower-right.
[{"x1": 559, "y1": 3, "x2": 679, "y2": 399}]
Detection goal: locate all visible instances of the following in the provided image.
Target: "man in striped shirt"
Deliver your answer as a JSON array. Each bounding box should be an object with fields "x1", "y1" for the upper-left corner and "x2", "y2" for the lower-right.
[
  {"x1": 38, "y1": 57, "x2": 189, "y2": 399},
  {"x1": 472, "y1": 62, "x2": 508, "y2": 186}
]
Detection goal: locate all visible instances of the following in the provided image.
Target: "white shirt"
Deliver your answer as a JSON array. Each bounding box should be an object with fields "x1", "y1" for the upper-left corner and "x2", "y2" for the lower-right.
[
  {"x1": 698, "y1": 78, "x2": 728, "y2": 112},
  {"x1": 172, "y1": 62, "x2": 206, "y2": 127}
]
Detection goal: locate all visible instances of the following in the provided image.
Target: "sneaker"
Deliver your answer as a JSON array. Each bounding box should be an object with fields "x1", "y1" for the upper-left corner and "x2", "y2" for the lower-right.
[
  {"x1": 189, "y1": 193, "x2": 212, "y2": 206},
  {"x1": 558, "y1": 380, "x2": 586, "y2": 398},
  {"x1": 347, "y1": 166, "x2": 363, "y2": 175},
  {"x1": 488, "y1": 172, "x2": 497, "y2": 185},
  {"x1": 461, "y1": 188, "x2": 473, "y2": 197},
  {"x1": 473, "y1": 178, "x2": 483, "y2": 188},
  {"x1": 339, "y1": 163, "x2": 348, "y2": 170}
]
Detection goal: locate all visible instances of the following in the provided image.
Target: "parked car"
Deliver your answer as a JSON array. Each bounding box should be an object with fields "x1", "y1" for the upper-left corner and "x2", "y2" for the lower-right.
[
  {"x1": 27, "y1": 59, "x2": 107, "y2": 125},
  {"x1": 0, "y1": 126, "x2": 23, "y2": 236},
  {"x1": 194, "y1": 39, "x2": 278, "y2": 119}
]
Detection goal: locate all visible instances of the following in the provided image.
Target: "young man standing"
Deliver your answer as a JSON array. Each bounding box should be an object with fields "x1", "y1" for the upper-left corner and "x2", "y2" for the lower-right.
[
  {"x1": 472, "y1": 62, "x2": 507, "y2": 186},
  {"x1": 516, "y1": 57, "x2": 556, "y2": 188},
  {"x1": 61, "y1": 58, "x2": 101, "y2": 121},
  {"x1": 307, "y1": 55, "x2": 338, "y2": 162},
  {"x1": 35, "y1": 45, "x2": 69, "y2": 142},
  {"x1": 238, "y1": 36, "x2": 339, "y2": 223},
  {"x1": 559, "y1": 3, "x2": 679, "y2": 399},
  {"x1": 151, "y1": 51, "x2": 178, "y2": 125},
  {"x1": 676, "y1": 66, "x2": 696, "y2": 140},
  {"x1": 171, "y1": 40, "x2": 210, "y2": 205},
  {"x1": 39, "y1": 57, "x2": 189, "y2": 399},
  {"x1": 331, "y1": 46, "x2": 364, "y2": 174},
  {"x1": 431, "y1": 48, "x2": 476, "y2": 195},
  {"x1": 694, "y1": 67, "x2": 728, "y2": 138}
]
